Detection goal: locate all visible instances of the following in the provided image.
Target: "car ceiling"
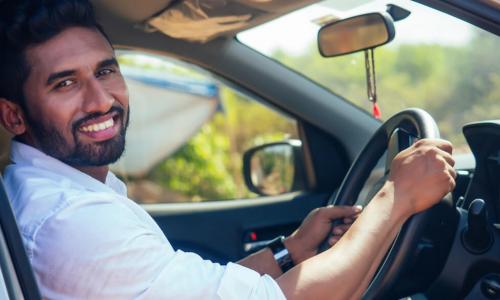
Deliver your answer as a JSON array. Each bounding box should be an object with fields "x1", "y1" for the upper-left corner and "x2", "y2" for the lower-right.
[
  {"x1": 92, "y1": 0, "x2": 320, "y2": 42},
  {"x1": 93, "y1": 0, "x2": 500, "y2": 43}
]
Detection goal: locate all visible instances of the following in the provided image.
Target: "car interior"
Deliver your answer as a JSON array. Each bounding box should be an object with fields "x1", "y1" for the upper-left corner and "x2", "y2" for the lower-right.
[{"x1": 0, "y1": 0, "x2": 499, "y2": 299}]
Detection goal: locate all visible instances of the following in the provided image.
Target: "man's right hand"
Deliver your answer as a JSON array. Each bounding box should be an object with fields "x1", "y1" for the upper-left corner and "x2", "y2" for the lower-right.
[
  {"x1": 387, "y1": 138, "x2": 457, "y2": 216},
  {"x1": 277, "y1": 138, "x2": 458, "y2": 300}
]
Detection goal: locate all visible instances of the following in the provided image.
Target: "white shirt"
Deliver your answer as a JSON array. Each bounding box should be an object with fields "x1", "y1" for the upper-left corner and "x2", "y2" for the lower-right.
[{"x1": 4, "y1": 141, "x2": 286, "y2": 300}]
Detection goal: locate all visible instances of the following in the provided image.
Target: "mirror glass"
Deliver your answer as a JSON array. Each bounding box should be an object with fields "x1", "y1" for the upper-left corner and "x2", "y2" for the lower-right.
[
  {"x1": 318, "y1": 13, "x2": 393, "y2": 57},
  {"x1": 249, "y1": 144, "x2": 295, "y2": 195}
]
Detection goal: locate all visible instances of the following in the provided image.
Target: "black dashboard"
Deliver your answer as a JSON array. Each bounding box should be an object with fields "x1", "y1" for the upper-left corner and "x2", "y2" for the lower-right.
[
  {"x1": 426, "y1": 121, "x2": 500, "y2": 299},
  {"x1": 462, "y1": 121, "x2": 500, "y2": 223}
]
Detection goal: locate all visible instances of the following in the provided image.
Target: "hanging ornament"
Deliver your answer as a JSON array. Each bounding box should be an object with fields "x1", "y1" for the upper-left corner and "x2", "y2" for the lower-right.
[
  {"x1": 372, "y1": 102, "x2": 381, "y2": 119},
  {"x1": 364, "y1": 49, "x2": 382, "y2": 119}
]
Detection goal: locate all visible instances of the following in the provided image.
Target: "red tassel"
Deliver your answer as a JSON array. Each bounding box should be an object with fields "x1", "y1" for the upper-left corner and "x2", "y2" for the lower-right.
[{"x1": 372, "y1": 102, "x2": 381, "y2": 119}]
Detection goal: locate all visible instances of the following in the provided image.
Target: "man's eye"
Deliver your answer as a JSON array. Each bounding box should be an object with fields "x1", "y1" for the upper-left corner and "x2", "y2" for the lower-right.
[
  {"x1": 96, "y1": 68, "x2": 115, "y2": 77},
  {"x1": 55, "y1": 79, "x2": 75, "y2": 89}
]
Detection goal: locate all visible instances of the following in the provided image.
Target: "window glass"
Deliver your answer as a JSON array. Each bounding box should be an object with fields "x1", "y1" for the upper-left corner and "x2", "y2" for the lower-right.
[
  {"x1": 0, "y1": 262, "x2": 10, "y2": 300},
  {"x1": 238, "y1": 0, "x2": 500, "y2": 154},
  {"x1": 113, "y1": 51, "x2": 298, "y2": 203}
]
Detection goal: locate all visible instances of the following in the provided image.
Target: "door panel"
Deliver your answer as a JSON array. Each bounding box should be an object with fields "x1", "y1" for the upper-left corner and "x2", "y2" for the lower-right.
[{"x1": 145, "y1": 192, "x2": 330, "y2": 263}]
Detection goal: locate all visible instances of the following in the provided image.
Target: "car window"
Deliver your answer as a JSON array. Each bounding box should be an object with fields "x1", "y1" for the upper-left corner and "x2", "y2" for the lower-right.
[
  {"x1": 0, "y1": 228, "x2": 16, "y2": 300},
  {"x1": 238, "y1": 0, "x2": 500, "y2": 154},
  {"x1": 0, "y1": 267, "x2": 10, "y2": 300},
  {"x1": 113, "y1": 50, "x2": 299, "y2": 203}
]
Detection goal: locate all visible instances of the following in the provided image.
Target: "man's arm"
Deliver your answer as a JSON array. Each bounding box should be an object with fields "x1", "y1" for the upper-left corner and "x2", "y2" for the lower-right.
[
  {"x1": 238, "y1": 245, "x2": 283, "y2": 278},
  {"x1": 278, "y1": 183, "x2": 406, "y2": 299},
  {"x1": 276, "y1": 139, "x2": 456, "y2": 299}
]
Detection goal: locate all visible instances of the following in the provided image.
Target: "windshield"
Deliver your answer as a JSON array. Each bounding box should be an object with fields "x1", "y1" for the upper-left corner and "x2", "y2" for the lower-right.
[{"x1": 238, "y1": 0, "x2": 500, "y2": 154}]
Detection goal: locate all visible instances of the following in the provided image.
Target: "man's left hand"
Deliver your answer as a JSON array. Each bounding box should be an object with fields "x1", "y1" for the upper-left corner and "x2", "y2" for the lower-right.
[{"x1": 284, "y1": 205, "x2": 362, "y2": 264}]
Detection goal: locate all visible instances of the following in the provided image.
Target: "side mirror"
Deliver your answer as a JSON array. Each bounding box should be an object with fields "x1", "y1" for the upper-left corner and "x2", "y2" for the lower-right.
[
  {"x1": 318, "y1": 12, "x2": 395, "y2": 57},
  {"x1": 243, "y1": 140, "x2": 306, "y2": 196}
]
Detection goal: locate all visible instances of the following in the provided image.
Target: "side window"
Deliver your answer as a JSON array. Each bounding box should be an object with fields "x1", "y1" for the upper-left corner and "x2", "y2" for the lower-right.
[{"x1": 113, "y1": 50, "x2": 299, "y2": 204}]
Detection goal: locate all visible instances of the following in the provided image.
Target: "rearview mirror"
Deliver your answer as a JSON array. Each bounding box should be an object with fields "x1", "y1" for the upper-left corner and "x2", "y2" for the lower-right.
[
  {"x1": 242, "y1": 140, "x2": 306, "y2": 196},
  {"x1": 318, "y1": 12, "x2": 395, "y2": 57}
]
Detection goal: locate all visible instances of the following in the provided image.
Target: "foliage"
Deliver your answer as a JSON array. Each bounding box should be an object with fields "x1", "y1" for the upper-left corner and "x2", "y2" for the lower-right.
[
  {"x1": 126, "y1": 29, "x2": 500, "y2": 202},
  {"x1": 148, "y1": 87, "x2": 297, "y2": 201},
  {"x1": 274, "y1": 30, "x2": 500, "y2": 152},
  {"x1": 149, "y1": 121, "x2": 237, "y2": 201}
]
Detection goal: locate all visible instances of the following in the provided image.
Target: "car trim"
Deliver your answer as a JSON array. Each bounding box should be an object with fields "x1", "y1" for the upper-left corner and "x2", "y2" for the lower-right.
[{"x1": 0, "y1": 176, "x2": 41, "y2": 299}]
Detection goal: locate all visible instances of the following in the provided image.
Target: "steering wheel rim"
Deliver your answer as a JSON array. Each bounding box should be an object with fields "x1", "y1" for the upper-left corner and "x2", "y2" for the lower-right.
[{"x1": 328, "y1": 108, "x2": 441, "y2": 299}]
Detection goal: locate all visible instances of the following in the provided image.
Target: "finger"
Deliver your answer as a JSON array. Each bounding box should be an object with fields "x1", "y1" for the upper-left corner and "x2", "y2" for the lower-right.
[
  {"x1": 435, "y1": 139, "x2": 453, "y2": 154},
  {"x1": 332, "y1": 224, "x2": 351, "y2": 235},
  {"x1": 434, "y1": 147, "x2": 455, "y2": 167},
  {"x1": 446, "y1": 165, "x2": 457, "y2": 191},
  {"x1": 343, "y1": 217, "x2": 354, "y2": 224},
  {"x1": 447, "y1": 164, "x2": 457, "y2": 179},
  {"x1": 344, "y1": 210, "x2": 362, "y2": 223},
  {"x1": 417, "y1": 138, "x2": 453, "y2": 154},
  {"x1": 321, "y1": 205, "x2": 363, "y2": 221},
  {"x1": 328, "y1": 235, "x2": 340, "y2": 246}
]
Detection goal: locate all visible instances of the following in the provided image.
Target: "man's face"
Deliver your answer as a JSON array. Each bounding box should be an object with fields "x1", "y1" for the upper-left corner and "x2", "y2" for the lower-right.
[{"x1": 22, "y1": 27, "x2": 129, "y2": 167}]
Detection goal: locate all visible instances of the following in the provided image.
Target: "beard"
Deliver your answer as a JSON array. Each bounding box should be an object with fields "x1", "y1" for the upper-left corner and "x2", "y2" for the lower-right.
[{"x1": 25, "y1": 106, "x2": 130, "y2": 167}]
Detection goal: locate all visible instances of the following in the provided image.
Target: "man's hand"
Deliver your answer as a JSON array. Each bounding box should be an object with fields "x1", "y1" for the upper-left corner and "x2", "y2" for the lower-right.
[
  {"x1": 388, "y1": 138, "x2": 456, "y2": 217},
  {"x1": 284, "y1": 139, "x2": 455, "y2": 266},
  {"x1": 276, "y1": 139, "x2": 457, "y2": 300},
  {"x1": 237, "y1": 205, "x2": 361, "y2": 277},
  {"x1": 284, "y1": 205, "x2": 362, "y2": 264}
]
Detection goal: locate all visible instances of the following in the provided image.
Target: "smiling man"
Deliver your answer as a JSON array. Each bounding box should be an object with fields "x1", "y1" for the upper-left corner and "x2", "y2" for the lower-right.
[
  {"x1": 0, "y1": 0, "x2": 456, "y2": 299},
  {"x1": 17, "y1": 25, "x2": 129, "y2": 181}
]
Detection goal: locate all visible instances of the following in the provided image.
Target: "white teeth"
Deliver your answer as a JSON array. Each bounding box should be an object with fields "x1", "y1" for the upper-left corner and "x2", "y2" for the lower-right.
[{"x1": 80, "y1": 118, "x2": 114, "y2": 133}]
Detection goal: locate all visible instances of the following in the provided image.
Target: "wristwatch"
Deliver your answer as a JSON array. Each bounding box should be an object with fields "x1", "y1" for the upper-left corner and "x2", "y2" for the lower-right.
[{"x1": 267, "y1": 235, "x2": 294, "y2": 273}]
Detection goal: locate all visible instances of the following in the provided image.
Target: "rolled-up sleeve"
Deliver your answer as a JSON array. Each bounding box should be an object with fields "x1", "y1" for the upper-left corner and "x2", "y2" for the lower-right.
[
  {"x1": 141, "y1": 254, "x2": 286, "y2": 300},
  {"x1": 217, "y1": 263, "x2": 286, "y2": 300}
]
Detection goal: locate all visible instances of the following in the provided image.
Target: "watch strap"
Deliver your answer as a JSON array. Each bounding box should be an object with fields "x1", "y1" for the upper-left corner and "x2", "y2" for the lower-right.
[{"x1": 267, "y1": 235, "x2": 294, "y2": 273}]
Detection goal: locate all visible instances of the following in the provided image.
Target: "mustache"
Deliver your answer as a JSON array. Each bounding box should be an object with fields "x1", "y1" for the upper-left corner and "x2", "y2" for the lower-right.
[{"x1": 72, "y1": 106, "x2": 125, "y2": 132}]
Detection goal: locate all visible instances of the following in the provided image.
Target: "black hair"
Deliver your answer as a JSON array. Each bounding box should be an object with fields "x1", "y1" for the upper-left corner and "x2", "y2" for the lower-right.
[{"x1": 0, "y1": 0, "x2": 111, "y2": 106}]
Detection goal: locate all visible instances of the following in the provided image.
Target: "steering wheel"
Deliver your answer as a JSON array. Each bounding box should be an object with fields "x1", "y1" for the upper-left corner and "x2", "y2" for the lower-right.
[{"x1": 322, "y1": 108, "x2": 447, "y2": 299}]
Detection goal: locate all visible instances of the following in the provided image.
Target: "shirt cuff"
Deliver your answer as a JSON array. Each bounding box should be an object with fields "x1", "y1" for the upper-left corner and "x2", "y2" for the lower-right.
[{"x1": 217, "y1": 262, "x2": 286, "y2": 300}]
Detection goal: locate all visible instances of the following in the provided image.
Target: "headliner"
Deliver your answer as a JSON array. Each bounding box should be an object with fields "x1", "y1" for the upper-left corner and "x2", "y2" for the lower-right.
[{"x1": 91, "y1": 0, "x2": 320, "y2": 43}]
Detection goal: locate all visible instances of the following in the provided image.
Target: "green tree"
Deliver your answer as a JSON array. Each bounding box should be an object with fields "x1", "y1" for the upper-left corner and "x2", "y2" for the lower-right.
[{"x1": 149, "y1": 87, "x2": 297, "y2": 201}]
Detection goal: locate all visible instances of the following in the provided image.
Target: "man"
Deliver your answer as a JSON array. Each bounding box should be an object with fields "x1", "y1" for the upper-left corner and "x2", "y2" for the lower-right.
[{"x1": 0, "y1": 0, "x2": 456, "y2": 299}]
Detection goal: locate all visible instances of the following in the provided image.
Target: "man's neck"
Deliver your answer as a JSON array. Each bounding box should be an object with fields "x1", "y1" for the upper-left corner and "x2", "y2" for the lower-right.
[
  {"x1": 75, "y1": 165, "x2": 109, "y2": 183},
  {"x1": 16, "y1": 136, "x2": 111, "y2": 183}
]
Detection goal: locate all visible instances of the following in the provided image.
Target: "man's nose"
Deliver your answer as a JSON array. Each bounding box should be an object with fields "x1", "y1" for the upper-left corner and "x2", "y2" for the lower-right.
[{"x1": 82, "y1": 78, "x2": 114, "y2": 113}]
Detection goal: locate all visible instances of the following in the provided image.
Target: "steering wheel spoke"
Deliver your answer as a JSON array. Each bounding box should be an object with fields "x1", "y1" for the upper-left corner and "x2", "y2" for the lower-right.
[{"x1": 385, "y1": 127, "x2": 420, "y2": 172}]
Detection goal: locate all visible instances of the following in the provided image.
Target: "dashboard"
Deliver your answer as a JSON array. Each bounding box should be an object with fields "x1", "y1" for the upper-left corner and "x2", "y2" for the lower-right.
[
  {"x1": 357, "y1": 121, "x2": 500, "y2": 299},
  {"x1": 427, "y1": 121, "x2": 500, "y2": 299},
  {"x1": 462, "y1": 121, "x2": 500, "y2": 223}
]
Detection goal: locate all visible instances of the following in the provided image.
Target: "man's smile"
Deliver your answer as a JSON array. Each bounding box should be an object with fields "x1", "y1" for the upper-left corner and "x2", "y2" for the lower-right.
[
  {"x1": 76, "y1": 111, "x2": 123, "y2": 142},
  {"x1": 79, "y1": 117, "x2": 114, "y2": 132}
]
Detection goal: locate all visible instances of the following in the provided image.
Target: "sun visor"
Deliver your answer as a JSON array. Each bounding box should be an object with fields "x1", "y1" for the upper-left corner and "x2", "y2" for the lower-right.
[{"x1": 147, "y1": 0, "x2": 318, "y2": 43}]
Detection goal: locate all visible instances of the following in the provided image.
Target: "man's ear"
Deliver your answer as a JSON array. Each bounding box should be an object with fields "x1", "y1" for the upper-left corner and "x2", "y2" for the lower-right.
[{"x1": 0, "y1": 98, "x2": 27, "y2": 136}]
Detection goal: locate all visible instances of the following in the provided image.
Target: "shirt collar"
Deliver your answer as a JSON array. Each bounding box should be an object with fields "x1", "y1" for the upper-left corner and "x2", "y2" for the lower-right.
[{"x1": 10, "y1": 140, "x2": 127, "y2": 196}]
